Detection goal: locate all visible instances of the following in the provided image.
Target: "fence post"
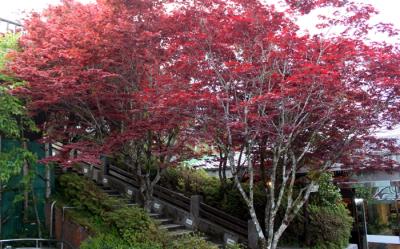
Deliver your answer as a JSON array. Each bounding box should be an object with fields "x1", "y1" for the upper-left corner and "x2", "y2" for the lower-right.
[
  {"x1": 190, "y1": 195, "x2": 203, "y2": 228},
  {"x1": 98, "y1": 157, "x2": 109, "y2": 188},
  {"x1": 248, "y1": 219, "x2": 258, "y2": 249},
  {"x1": 101, "y1": 156, "x2": 109, "y2": 176}
]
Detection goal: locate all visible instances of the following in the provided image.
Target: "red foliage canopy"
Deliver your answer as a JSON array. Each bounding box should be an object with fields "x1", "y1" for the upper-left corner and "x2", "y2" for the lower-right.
[{"x1": 8, "y1": 0, "x2": 400, "y2": 172}]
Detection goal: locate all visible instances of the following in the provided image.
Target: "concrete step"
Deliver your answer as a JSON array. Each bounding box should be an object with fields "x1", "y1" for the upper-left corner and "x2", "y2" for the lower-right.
[
  {"x1": 154, "y1": 218, "x2": 173, "y2": 225},
  {"x1": 168, "y1": 229, "x2": 193, "y2": 237},
  {"x1": 149, "y1": 213, "x2": 162, "y2": 218},
  {"x1": 125, "y1": 203, "x2": 138, "y2": 207},
  {"x1": 121, "y1": 198, "x2": 135, "y2": 204},
  {"x1": 159, "y1": 223, "x2": 185, "y2": 231},
  {"x1": 102, "y1": 189, "x2": 118, "y2": 193},
  {"x1": 200, "y1": 236, "x2": 224, "y2": 248}
]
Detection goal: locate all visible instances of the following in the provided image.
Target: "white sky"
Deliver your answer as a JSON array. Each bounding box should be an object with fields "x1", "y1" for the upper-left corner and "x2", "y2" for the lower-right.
[
  {"x1": 0, "y1": 0, "x2": 399, "y2": 25},
  {"x1": 0, "y1": 0, "x2": 94, "y2": 21},
  {"x1": 1, "y1": 0, "x2": 399, "y2": 31}
]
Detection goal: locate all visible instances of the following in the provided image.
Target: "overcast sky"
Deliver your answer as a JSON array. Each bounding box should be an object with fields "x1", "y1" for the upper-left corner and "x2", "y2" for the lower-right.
[
  {"x1": 0, "y1": 0, "x2": 94, "y2": 21},
  {"x1": 1, "y1": 0, "x2": 400, "y2": 26}
]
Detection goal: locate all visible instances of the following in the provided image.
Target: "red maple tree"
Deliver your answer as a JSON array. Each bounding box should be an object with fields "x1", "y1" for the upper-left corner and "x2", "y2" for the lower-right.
[
  {"x1": 7, "y1": 0, "x2": 400, "y2": 247},
  {"x1": 162, "y1": 0, "x2": 400, "y2": 248},
  {"x1": 9, "y1": 0, "x2": 197, "y2": 209}
]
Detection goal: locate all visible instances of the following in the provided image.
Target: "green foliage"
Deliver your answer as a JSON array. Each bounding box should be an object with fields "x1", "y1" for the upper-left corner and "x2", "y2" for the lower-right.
[
  {"x1": 0, "y1": 33, "x2": 38, "y2": 185},
  {"x1": 310, "y1": 172, "x2": 342, "y2": 207},
  {"x1": 0, "y1": 33, "x2": 20, "y2": 71},
  {"x1": 58, "y1": 173, "x2": 219, "y2": 249},
  {"x1": 307, "y1": 204, "x2": 353, "y2": 249},
  {"x1": 57, "y1": 173, "x2": 122, "y2": 216},
  {"x1": 169, "y1": 233, "x2": 219, "y2": 249},
  {"x1": 81, "y1": 233, "x2": 220, "y2": 249},
  {"x1": 57, "y1": 173, "x2": 163, "y2": 247},
  {"x1": 80, "y1": 233, "x2": 132, "y2": 249},
  {"x1": 0, "y1": 33, "x2": 35, "y2": 139},
  {"x1": 0, "y1": 147, "x2": 36, "y2": 182},
  {"x1": 354, "y1": 184, "x2": 375, "y2": 202},
  {"x1": 307, "y1": 173, "x2": 353, "y2": 249},
  {"x1": 104, "y1": 207, "x2": 163, "y2": 246},
  {"x1": 160, "y1": 166, "x2": 264, "y2": 219},
  {"x1": 225, "y1": 243, "x2": 246, "y2": 249}
]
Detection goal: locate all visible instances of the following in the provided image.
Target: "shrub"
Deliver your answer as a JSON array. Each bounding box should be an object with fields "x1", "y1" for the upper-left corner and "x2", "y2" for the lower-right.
[
  {"x1": 80, "y1": 233, "x2": 131, "y2": 249},
  {"x1": 306, "y1": 173, "x2": 353, "y2": 249},
  {"x1": 308, "y1": 204, "x2": 353, "y2": 249},
  {"x1": 226, "y1": 243, "x2": 246, "y2": 249},
  {"x1": 104, "y1": 206, "x2": 164, "y2": 247},
  {"x1": 57, "y1": 173, "x2": 121, "y2": 215},
  {"x1": 281, "y1": 173, "x2": 353, "y2": 248},
  {"x1": 169, "y1": 233, "x2": 219, "y2": 249}
]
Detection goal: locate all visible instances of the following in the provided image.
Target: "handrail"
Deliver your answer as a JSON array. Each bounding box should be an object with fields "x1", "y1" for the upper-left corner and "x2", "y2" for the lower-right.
[
  {"x1": 199, "y1": 202, "x2": 248, "y2": 237},
  {"x1": 154, "y1": 185, "x2": 191, "y2": 211},
  {"x1": 107, "y1": 166, "x2": 191, "y2": 211},
  {"x1": 108, "y1": 165, "x2": 243, "y2": 232},
  {"x1": 200, "y1": 202, "x2": 247, "y2": 228},
  {"x1": 108, "y1": 165, "x2": 139, "y2": 188},
  {"x1": 0, "y1": 238, "x2": 75, "y2": 249}
]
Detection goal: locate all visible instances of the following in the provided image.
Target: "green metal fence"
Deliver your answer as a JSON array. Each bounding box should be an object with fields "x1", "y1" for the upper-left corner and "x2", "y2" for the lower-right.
[{"x1": 0, "y1": 138, "x2": 53, "y2": 238}]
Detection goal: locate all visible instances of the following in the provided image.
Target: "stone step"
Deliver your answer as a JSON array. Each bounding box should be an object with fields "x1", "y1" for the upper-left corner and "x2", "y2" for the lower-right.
[
  {"x1": 154, "y1": 218, "x2": 173, "y2": 225},
  {"x1": 149, "y1": 212, "x2": 162, "y2": 218},
  {"x1": 125, "y1": 203, "x2": 138, "y2": 207},
  {"x1": 200, "y1": 236, "x2": 224, "y2": 248},
  {"x1": 159, "y1": 223, "x2": 185, "y2": 231},
  {"x1": 121, "y1": 198, "x2": 135, "y2": 204},
  {"x1": 168, "y1": 229, "x2": 193, "y2": 237},
  {"x1": 102, "y1": 190, "x2": 120, "y2": 196}
]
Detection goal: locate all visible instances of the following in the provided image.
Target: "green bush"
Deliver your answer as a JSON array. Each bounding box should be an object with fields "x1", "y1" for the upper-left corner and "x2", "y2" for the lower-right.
[
  {"x1": 160, "y1": 166, "x2": 259, "y2": 219},
  {"x1": 226, "y1": 243, "x2": 246, "y2": 249},
  {"x1": 306, "y1": 173, "x2": 353, "y2": 249},
  {"x1": 57, "y1": 173, "x2": 121, "y2": 215},
  {"x1": 80, "y1": 233, "x2": 131, "y2": 249},
  {"x1": 308, "y1": 204, "x2": 353, "y2": 249},
  {"x1": 281, "y1": 173, "x2": 353, "y2": 248},
  {"x1": 169, "y1": 233, "x2": 219, "y2": 249},
  {"x1": 104, "y1": 206, "x2": 164, "y2": 246}
]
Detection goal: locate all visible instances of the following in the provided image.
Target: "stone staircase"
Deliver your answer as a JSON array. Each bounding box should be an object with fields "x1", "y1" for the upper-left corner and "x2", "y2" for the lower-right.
[{"x1": 95, "y1": 180, "x2": 224, "y2": 248}]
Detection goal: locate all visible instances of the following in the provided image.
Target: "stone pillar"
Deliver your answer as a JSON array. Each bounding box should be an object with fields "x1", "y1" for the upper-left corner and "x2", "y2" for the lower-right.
[
  {"x1": 190, "y1": 195, "x2": 203, "y2": 218},
  {"x1": 190, "y1": 195, "x2": 203, "y2": 229},
  {"x1": 248, "y1": 219, "x2": 258, "y2": 249},
  {"x1": 82, "y1": 164, "x2": 90, "y2": 178},
  {"x1": 101, "y1": 156, "x2": 109, "y2": 176}
]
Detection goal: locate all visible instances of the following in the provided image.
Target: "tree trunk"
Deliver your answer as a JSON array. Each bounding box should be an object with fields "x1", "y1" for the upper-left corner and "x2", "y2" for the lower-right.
[
  {"x1": 31, "y1": 187, "x2": 42, "y2": 238},
  {"x1": 45, "y1": 143, "x2": 51, "y2": 200},
  {"x1": 248, "y1": 206, "x2": 267, "y2": 249},
  {"x1": 22, "y1": 141, "x2": 29, "y2": 223},
  {"x1": 139, "y1": 173, "x2": 155, "y2": 212}
]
